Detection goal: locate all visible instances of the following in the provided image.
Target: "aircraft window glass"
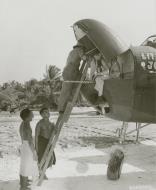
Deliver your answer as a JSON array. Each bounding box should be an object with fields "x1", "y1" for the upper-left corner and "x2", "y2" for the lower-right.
[
  {"x1": 110, "y1": 60, "x2": 120, "y2": 78},
  {"x1": 73, "y1": 25, "x2": 86, "y2": 40},
  {"x1": 142, "y1": 35, "x2": 156, "y2": 48}
]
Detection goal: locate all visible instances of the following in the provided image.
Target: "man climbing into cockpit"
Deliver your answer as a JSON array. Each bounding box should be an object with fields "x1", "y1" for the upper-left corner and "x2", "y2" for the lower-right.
[
  {"x1": 58, "y1": 42, "x2": 86, "y2": 113},
  {"x1": 58, "y1": 42, "x2": 110, "y2": 115}
]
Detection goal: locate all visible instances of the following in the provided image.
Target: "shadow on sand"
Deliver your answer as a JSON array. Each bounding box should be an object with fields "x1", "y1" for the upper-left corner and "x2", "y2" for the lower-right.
[
  {"x1": 79, "y1": 136, "x2": 136, "y2": 148},
  {"x1": 34, "y1": 171, "x2": 156, "y2": 190}
]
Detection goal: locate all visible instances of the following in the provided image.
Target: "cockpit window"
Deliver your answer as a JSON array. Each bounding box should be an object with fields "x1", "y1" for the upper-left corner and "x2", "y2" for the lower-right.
[
  {"x1": 73, "y1": 25, "x2": 86, "y2": 41},
  {"x1": 142, "y1": 35, "x2": 156, "y2": 48}
]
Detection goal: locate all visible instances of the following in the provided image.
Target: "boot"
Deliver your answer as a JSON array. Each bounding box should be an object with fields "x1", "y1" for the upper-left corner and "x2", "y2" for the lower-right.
[{"x1": 20, "y1": 175, "x2": 31, "y2": 190}]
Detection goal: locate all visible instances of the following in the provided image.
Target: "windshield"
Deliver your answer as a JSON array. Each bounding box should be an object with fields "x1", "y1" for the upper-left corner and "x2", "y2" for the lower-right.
[{"x1": 142, "y1": 35, "x2": 156, "y2": 48}]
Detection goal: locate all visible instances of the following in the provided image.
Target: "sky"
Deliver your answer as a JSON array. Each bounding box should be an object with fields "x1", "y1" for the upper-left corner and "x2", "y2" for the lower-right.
[{"x1": 0, "y1": 0, "x2": 155, "y2": 84}]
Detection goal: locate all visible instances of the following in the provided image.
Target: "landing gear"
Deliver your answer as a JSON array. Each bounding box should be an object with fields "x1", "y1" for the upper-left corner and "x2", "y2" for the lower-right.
[
  {"x1": 136, "y1": 122, "x2": 141, "y2": 142},
  {"x1": 117, "y1": 122, "x2": 143, "y2": 144},
  {"x1": 118, "y1": 122, "x2": 128, "y2": 144}
]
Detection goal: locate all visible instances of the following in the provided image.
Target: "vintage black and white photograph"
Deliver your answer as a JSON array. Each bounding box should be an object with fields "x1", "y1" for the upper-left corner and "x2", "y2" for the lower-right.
[{"x1": 0, "y1": 0, "x2": 156, "y2": 189}]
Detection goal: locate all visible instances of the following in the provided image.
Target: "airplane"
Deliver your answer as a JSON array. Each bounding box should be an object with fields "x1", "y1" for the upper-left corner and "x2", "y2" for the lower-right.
[
  {"x1": 60, "y1": 19, "x2": 156, "y2": 142},
  {"x1": 38, "y1": 20, "x2": 156, "y2": 182}
]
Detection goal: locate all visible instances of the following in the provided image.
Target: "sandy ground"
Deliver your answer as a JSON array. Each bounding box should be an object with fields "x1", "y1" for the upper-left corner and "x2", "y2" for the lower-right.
[{"x1": 0, "y1": 107, "x2": 156, "y2": 190}]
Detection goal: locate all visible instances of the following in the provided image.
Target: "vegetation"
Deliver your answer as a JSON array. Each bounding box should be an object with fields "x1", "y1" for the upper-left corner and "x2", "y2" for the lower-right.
[
  {"x1": 0, "y1": 65, "x2": 62, "y2": 111},
  {"x1": 0, "y1": 63, "x2": 91, "y2": 112},
  {"x1": 0, "y1": 65, "x2": 89, "y2": 112}
]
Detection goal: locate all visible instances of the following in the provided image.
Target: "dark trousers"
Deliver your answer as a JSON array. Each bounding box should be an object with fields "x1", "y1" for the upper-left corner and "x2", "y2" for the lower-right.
[
  {"x1": 20, "y1": 175, "x2": 31, "y2": 190},
  {"x1": 38, "y1": 135, "x2": 56, "y2": 167}
]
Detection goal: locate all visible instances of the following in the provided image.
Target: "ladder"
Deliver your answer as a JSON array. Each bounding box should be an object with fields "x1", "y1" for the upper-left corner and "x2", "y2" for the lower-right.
[{"x1": 37, "y1": 60, "x2": 89, "y2": 186}]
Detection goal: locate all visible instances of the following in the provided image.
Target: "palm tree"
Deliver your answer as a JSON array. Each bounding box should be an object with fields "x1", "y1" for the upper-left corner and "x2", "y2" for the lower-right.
[
  {"x1": 43, "y1": 65, "x2": 62, "y2": 108},
  {"x1": 44, "y1": 65, "x2": 61, "y2": 81}
]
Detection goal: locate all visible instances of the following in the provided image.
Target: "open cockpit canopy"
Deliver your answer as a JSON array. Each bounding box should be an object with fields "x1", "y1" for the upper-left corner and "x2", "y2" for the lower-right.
[
  {"x1": 141, "y1": 35, "x2": 156, "y2": 48},
  {"x1": 73, "y1": 19, "x2": 128, "y2": 63}
]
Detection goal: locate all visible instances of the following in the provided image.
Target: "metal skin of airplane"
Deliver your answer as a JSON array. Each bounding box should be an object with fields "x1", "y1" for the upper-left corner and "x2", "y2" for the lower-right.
[{"x1": 71, "y1": 19, "x2": 156, "y2": 125}]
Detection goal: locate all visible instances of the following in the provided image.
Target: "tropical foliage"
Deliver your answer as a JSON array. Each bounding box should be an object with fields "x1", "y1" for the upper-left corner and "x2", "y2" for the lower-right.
[
  {"x1": 0, "y1": 65, "x2": 62, "y2": 111},
  {"x1": 0, "y1": 64, "x2": 89, "y2": 112}
]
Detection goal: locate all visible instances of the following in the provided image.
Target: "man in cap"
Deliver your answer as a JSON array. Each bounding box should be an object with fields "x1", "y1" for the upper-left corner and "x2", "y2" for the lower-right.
[{"x1": 58, "y1": 42, "x2": 86, "y2": 113}]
